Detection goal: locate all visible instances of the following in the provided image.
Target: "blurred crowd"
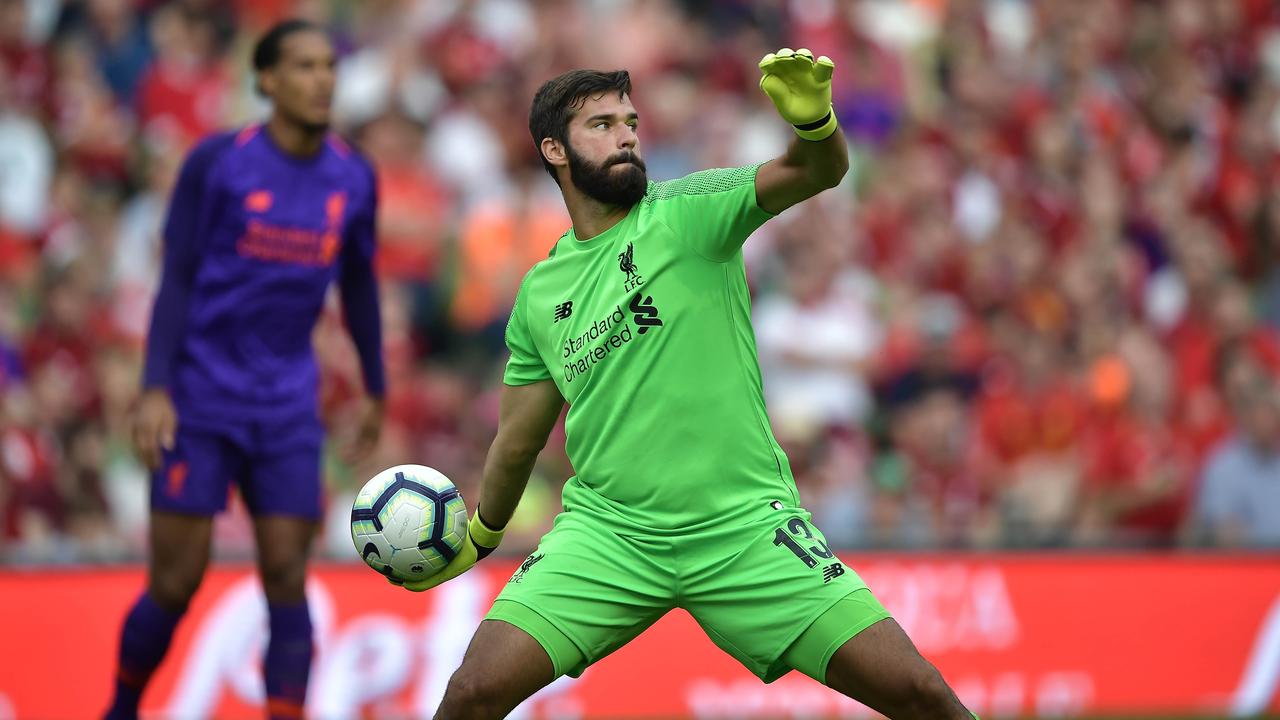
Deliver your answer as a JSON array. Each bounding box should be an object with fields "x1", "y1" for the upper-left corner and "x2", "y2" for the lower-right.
[{"x1": 3, "y1": 0, "x2": 1280, "y2": 563}]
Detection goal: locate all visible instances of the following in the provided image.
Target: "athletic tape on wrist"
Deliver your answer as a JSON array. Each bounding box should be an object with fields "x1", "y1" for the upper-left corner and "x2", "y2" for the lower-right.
[{"x1": 470, "y1": 513, "x2": 505, "y2": 553}]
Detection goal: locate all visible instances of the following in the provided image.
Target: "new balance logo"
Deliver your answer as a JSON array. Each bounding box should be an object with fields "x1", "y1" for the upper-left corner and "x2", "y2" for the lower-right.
[
  {"x1": 554, "y1": 301, "x2": 573, "y2": 322},
  {"x1": 628, "y1": 292, "x2": 663, "y2": 334},
  {"x1": 509, "y1": 553, "x2": 544, "y2": 584},
  {"x1": 244, "y1": 189, "x2": 273, "y2": 212},
  {"x1": 822, "y1": 563, "x2": 845, "y2": 584}
]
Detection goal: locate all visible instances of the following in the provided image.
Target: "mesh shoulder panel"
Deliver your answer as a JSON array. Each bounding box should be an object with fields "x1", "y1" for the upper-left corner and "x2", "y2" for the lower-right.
[{"x1": 643, "y1": 165, "x2": 760, "y2": 205}]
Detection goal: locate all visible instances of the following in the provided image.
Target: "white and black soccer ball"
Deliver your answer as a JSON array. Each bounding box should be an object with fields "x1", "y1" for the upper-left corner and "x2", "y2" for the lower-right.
[{"x1": 350, "y1": 464, "x2": 468, "y2": 582}]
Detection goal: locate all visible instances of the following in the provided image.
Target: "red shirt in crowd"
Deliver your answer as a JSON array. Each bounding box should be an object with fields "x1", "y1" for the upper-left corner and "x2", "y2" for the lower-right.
[
  {"x1": 977, "y1": 373, "x2": 1084, "y2": 465},
  {"x1": 136, "y1": 60, "x2": 229, "y2": 143},
  {"x1": 1083, "y1": 409, "x2": 1196, "y2": 539}
]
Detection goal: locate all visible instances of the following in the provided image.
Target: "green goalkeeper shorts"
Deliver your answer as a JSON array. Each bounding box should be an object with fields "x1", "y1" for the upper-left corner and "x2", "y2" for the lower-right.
[{"x1": 485, "y1": 493, "x2": 890, "y2": 683}]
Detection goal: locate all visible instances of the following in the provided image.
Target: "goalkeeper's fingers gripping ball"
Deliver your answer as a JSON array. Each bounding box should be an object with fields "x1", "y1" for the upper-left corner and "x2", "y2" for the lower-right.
[{"x1": 389, "y1": 513, "x2": 504, "y2": 592}]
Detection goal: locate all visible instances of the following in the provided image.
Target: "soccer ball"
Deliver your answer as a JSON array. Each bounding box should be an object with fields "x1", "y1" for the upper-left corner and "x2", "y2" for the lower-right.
[{"x1": 350, "y1": 464, "x2": 468, "y2": 582}]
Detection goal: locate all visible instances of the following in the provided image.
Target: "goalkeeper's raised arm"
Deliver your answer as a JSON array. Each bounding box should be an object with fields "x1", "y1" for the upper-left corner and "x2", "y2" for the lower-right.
[{"x1": 755, "y1": 48, "x2": 850, "y2": 214}]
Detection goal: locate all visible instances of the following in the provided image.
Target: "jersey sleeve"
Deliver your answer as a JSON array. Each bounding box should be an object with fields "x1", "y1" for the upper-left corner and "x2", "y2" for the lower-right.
[
  {"x1": 142, "y1": 132, "x2": 234, "y2": 390},
  {"x1": 339, "y1": 158, "x2": 385, "y2": 397},
  {"x1": 646, "y1": 163, "x2": 776, "y2": 262},
  {"x1": 503, "y1": 268, "x2": 552, "y2": 386}
]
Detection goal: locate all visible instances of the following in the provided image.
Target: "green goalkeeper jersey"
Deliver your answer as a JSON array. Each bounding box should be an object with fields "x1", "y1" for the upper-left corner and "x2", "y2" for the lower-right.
[{"x1": 503, "y1": 163, "x2": 798, "y2": 530}]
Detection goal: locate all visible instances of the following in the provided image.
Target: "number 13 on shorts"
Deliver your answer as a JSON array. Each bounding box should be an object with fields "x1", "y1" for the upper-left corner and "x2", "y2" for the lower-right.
[{"x1": 772, "y1": 515, "x2": 848, "y2": 584}]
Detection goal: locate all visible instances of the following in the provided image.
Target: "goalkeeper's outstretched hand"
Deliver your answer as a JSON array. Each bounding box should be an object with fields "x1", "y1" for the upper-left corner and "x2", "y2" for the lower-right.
[
  {"x1": 759, "y1": 48, "x2": 838, "y2": 141},
  {"x1": 387, "y1": 513, "x2": 505, "y2": 592}
]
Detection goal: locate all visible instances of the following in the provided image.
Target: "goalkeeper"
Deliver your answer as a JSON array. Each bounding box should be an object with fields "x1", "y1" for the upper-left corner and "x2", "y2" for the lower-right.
[{"x1": 400, "y1": 49, "x2": 975, "y2": 719}]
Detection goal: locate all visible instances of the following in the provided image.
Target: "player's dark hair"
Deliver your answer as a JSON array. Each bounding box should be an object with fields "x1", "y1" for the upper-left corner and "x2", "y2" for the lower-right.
[
  {"x1": 252, "y1": 19, "x2": 323, "y2": 72},
  {"x1": 529, "y1": 69, "x2": 632, "y2": 183}
]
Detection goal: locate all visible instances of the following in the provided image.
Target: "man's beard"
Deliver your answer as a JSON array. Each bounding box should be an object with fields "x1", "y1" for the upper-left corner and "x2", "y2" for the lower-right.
[{"x1": 566, "y1": 143, "x2": 648, "y2": 207}]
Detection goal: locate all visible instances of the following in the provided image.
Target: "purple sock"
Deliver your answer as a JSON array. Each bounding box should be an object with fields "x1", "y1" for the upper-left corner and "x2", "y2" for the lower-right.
[
  {"x1": 105, "y1": 592, "x2": 183, "y2": 720},
  {"x1": 264, "y1": 601, "x2": 313, "y2": 719}
]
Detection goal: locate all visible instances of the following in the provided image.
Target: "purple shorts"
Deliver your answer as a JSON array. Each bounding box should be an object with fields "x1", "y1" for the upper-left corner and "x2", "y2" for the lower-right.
[{"x1": 151, "y1": 417, "x2": 324, "y2": 519}]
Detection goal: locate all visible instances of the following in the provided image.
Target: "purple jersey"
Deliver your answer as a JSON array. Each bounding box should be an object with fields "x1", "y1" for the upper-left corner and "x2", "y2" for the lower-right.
[{"x1": 143, "y1": 126, "x2": 384, "y2": 425}]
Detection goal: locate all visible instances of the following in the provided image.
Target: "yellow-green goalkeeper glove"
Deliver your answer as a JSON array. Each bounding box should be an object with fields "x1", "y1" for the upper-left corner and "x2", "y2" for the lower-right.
[
  {"x1": 387, "y1": 512, "x2": 505, "y2": 592},
  {"x1": 759, "y1": 48, "x2": 837, "y2": 141}
]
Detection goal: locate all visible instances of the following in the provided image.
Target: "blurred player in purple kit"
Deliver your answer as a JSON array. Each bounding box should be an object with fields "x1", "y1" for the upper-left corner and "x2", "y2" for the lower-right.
[{"x1": 104, "y1": 20, "x2": 384, "y2": 720}]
